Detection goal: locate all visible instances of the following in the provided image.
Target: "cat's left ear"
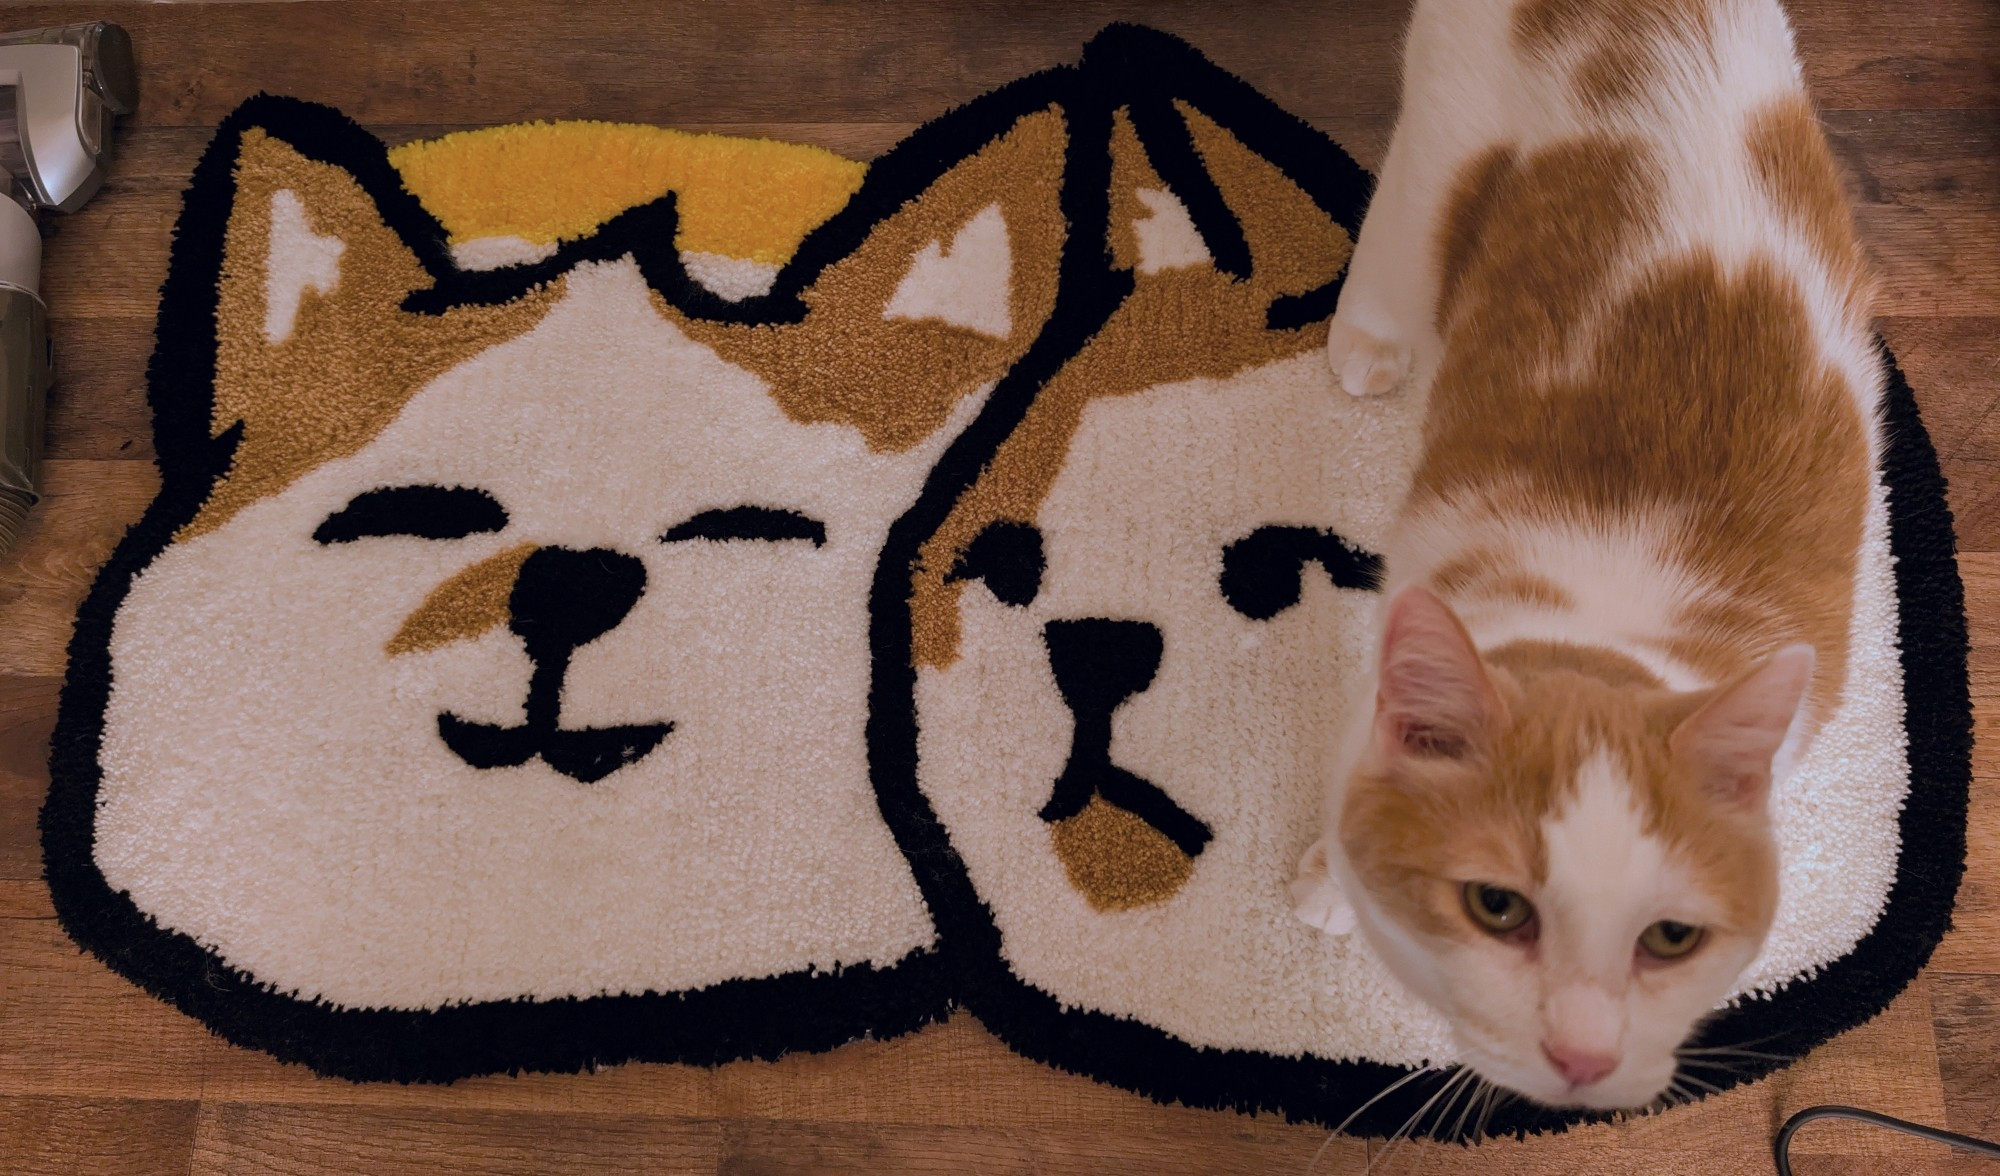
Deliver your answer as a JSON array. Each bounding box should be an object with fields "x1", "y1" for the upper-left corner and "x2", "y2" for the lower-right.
[{"x1": 1670, "y1": 644, "x2": 1815, "y2": 811}]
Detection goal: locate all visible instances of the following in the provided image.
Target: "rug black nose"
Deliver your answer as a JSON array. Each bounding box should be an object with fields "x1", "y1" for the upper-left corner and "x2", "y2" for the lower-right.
[
  {"x1": 508, "y1": 546, "x2": 647, "y2": 653},
  {"x1": 1042, "y1": 618, "x2": 1163, "y2": 715}
]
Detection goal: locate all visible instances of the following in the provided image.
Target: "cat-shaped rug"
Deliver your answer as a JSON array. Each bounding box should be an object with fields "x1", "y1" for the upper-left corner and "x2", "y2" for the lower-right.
[{"x1": 42, "y1": 24, "x2": 1969, "y2": 1139}]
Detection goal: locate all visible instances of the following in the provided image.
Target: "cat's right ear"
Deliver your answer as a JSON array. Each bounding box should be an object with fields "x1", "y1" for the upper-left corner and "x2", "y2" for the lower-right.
[
  {"x1": 1373, "y1": 586, "x2": 1504, "y2": 761},
  {"x1": 186, "y1": 118, "x2": 555, "y2": 537}
]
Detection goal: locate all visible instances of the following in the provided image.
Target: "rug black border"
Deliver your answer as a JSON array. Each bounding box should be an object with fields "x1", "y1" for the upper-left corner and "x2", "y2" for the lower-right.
[{"x1": 861, "y1": 25, "x2": 1974, "y2": 1140}]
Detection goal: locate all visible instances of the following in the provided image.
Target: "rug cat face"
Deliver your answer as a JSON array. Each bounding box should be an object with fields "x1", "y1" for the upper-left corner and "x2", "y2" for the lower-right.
[
  {"x1": 908, "y1": 101, "x2": 1460, "y2": 1060},
  {"x1": 91, "y1": 112, "x2": 1065, "y2": 1011}
]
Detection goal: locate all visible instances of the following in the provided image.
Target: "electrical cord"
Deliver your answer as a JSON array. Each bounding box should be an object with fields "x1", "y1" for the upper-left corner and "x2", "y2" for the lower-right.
[{"x1": 1774, "y1": 1105, "x2": 2000, "y2": 1174}]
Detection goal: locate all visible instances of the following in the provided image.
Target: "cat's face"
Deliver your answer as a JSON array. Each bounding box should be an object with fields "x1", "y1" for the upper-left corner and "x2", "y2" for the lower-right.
[
  {"x1": 1339, "y1": 588, "x2": 1803, "y2": 1108},
  {"x1": 92, "y1": 117, "x2": 1066, "y2": 1008}
]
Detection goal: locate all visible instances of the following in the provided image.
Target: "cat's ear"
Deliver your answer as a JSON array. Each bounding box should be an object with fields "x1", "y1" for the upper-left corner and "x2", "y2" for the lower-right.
[
  {"x1": 1670, "y1": 644, "x2": 1814, "y2": 811},
  {"x1": 213, "y1": 126, "x2": 439, "y2": 378},
  {"x1": 686, "y1": 107, "x2": 1067, "y2": 455},
  {"x1": 189, "y1": 118, "x2": 553, "y2": 536},
  {"x1": 1373, "y1": 586, "x2": 1504, "y2": 761}
]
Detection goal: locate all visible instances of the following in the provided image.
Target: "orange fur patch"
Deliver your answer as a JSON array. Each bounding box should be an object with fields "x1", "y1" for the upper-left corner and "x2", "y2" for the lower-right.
[
  {"x1": 1417, "y1": 131, "x2": 1870, "y2": 730},
  {"x1": 1513, "y1": 0, "x2": 1716, "y2": 113},
  {"x1": 1745, "y1": 95, "x2": 1876, "y2": 322}
]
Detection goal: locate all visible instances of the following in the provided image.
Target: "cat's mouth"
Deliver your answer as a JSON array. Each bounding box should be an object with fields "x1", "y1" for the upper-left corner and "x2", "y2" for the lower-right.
[
  {"x1": 432, "y1": 545, "x2": 673, "y2": 784},
  {"x1": 438, "y1": 711, "x2": 673, "y2": 785}
]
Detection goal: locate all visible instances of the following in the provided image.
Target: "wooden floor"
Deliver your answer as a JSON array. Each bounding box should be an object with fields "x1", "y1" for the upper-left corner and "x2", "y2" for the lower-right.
[{"x1": 0, "y1": 1, "x2": 1993, "y2": 1172}]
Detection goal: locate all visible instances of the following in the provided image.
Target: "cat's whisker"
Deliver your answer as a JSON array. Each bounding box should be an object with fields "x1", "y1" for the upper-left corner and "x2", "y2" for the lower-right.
[
  {"x1": 1419, "y1": 1068, "x2": 1476, "y2": 1150},
  {"x1": 1473, "y1": 1084, "x2": 1513, "y2": 1140},
  {"x1": 1675, "y1": 1035, "x2": 1790, "y2": 1064},
  {"x1": 1332, "y1": 1064, "x2": 1440, "y2": 1139},
  {"x1": 1676, "y1": 1045, "x2": 1790, "y2": 1063},
  {"x1": 1368, "y1": 1067, "x2": 1468, "y2": 1175},
  {"x1": 1304, "y1": 1130, "x2": 1340, "y2": 1176},
  {"x1": 1673, "y1": 1054, "x2": 1755, "y2": 1080},
  {"x1": 1421, "y1": 1071, "x2": 1465, "y2": 1145},
  {"x1": 1446, "y1": 1073, "x2": 1489, "y2": 1142}
]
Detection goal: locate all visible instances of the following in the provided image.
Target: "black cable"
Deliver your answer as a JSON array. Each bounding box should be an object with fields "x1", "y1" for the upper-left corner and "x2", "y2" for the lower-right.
[{"x1": 1774, "y1": 1105, "x2": 2000, "y2": 1174}]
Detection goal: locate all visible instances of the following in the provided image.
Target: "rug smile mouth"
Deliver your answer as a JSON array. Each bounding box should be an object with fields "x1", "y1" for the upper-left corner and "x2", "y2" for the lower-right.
[{"x1": 436, "y1": 713, "x2": 675, "y2": 784}]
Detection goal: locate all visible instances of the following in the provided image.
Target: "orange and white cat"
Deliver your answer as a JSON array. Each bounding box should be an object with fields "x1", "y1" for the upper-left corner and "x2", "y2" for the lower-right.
[{"x1": 1294, "y1": 0, "x2": 1879, "y2": 1108}]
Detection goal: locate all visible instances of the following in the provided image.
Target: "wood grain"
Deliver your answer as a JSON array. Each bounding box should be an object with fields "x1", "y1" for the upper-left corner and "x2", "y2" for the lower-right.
[
  {"x1": 0, "y1": 1, "x2": 1992, "y2": 1173},
  {"x1": 1, "y1": 1097, "x2": 200, "y2": 1176}
]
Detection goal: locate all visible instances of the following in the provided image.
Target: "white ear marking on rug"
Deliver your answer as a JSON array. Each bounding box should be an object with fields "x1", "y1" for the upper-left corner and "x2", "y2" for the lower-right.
[
  {"x1": 682, "y1": 250, "x2": 782, "y2": 302},
  {"x1": 883, "y1": 201, "x2": 1013, "y2": 339},
  {"x1": 1132, "y1": 187, "x2": 1211, "y2": 274},
  {"x1": 449, "y1": 235, "x2": 558, "y2": 272},
  {"x1": 264, "y1": 188, "x2": 347, "y2": 344}
]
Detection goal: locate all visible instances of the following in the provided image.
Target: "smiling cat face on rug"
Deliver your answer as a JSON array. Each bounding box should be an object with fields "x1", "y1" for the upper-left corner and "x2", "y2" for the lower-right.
[{"x1": 92, "y1": 113, "x2": 1064, "y2": 1010}]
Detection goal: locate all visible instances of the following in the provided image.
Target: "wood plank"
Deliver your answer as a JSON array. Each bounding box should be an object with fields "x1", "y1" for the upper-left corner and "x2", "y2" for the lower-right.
[
  {"x1": 0, "y1": 1095, "x2": 201, "y2": 1176},
  {"x1": 0, "y1": 676, "x2": 60, "y2": 882},
  {"x1": 1825, "y1": 110, "x2": 2000, "y2": 212},
  {"x1": 1934, "y1": 974, "x2": 2000, "y2": 1144},
  {"x1": 713, "y1": 1117, "x2": 1355, "y2": 1175},
  {"x1": 0, "y1": 878, "x2": 56, "y2": 920},
  {"x1": 0, "y1": 461, "x2": 157, "y2": 679},
  {"x1": 1859, "y1": 206, "x2": 2000, "y2": 318},
  {"x1": 1878, "y1": 318, "x2": 2000, "y2": 552},
  {"x1": 187, "y1": 1102, "x2": 723, "y2": 1176},
  {"x1": 0, "y1": 0, "x2": 1983, "y2": 129},
  {"x1": 4, "y1": 913, "x2": 1351, "y2": 1138},
  {"x1": 1931, "y1": 554, "x2": 2000, "y2": 974}
]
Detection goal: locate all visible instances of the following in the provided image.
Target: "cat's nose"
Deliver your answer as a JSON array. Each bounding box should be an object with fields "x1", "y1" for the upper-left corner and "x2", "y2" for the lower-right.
[
  {"x1": 1541, "y1": 1042, "x2": 1619, "y2": 1088},
  {"x1": 507, "y1": 546, "x2": 647, "y2": 653},
  {"x1": 1042, "y1": 618, "x2": 1164, "y2": 713}
]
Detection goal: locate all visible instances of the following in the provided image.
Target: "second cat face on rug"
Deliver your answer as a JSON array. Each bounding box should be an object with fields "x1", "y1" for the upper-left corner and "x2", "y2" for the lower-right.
[{"x1": 1301, "y1": 0, "x2": 1882, "y2": 1109}]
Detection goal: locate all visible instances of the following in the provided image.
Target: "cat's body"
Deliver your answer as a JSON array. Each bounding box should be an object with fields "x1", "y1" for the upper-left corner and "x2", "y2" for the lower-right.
[{"x1": 1297, "y1": 0, "x2": 1878, "y2": 1108}]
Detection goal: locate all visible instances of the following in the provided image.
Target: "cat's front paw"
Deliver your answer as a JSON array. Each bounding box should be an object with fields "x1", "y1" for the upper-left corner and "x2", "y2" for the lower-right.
[
  {"x1": 1291, "y1": 838, "x2": 1358, "y2": 935},
  {"x1": 1325, "y1": 319, "x2": 1411, "y2": 398}
]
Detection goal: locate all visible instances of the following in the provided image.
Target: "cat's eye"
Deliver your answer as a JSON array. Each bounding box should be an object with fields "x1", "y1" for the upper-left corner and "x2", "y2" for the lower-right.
[
  {"x1": 947, "y1": 520, "x2": 1045, "y2": 607},
  {"x1": 661, "y1": 506, "x2": 826, "y2": 547},
  {"x1": 1638, "y1": 920, "x2": 1704, "y2": 960},
  {"x1": 1462, "y1": 882, "x2": 1535, "y2": 935},
  {"x1": 314, "y1": 485, "x2": 507, "y2": 544},
  {"x1": 1219, "y1": 525, "x2": 1382, "y2": 620}
]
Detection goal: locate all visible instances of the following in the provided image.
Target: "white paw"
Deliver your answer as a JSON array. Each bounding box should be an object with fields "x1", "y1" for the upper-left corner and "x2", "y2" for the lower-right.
[
  {"x1": 1291, "y1": 839, "x2": 1359, "y2": 935},
  {"x1": 1325, "y1": 319, "x2": 1411, "y2": 398}
]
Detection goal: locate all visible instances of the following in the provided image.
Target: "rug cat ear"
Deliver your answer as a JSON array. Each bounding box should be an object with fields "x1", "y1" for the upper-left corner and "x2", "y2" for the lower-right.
[
  {"x1": 685, "y1": 108, "x2": 1068, "y2": 456},
  {"x1": 1107, "y1": 99, "x2": 1352, "y2": 311},
  {"x1": 192, "y1": 124, "x2": 555, "y2": 537},
  {"x1": 1671, "y1": 644, "x2": 1815, "y2": 810}
]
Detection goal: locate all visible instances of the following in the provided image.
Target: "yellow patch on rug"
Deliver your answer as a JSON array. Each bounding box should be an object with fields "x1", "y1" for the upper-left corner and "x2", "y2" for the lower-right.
[{"x1": 389, "y1": 120, "x2": 866, "y2": 262}]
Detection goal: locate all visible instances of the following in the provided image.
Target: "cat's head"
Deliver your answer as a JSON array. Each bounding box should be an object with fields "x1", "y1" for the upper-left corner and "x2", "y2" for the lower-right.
[{"x1": 1338, "y1": 586, "x2": 1810, "y2": 1108}]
